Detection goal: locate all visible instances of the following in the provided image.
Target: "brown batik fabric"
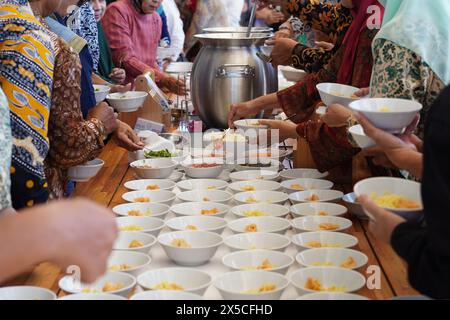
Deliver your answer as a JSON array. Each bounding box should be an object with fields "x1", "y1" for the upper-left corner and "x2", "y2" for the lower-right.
[{"x1": 44, "y1": 28, "x2": 106, "y2": 199}]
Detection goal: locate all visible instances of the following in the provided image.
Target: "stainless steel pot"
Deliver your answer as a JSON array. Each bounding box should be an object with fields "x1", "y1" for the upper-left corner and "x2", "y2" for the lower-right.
[
  {"x1": 191, "y1": 33, "x2": 278, "y2": 129},
  {"x1": 203, "y1": 27, "x2": 273, "y2": 34}
]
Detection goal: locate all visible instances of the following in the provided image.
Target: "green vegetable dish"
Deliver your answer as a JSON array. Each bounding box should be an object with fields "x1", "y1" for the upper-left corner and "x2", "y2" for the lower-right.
[{"x1": 144, "y1": 149, "x2": 173, "y2": 158}]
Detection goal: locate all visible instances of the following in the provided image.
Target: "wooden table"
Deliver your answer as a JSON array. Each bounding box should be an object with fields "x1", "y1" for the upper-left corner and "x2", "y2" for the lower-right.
[{"x1": 6, "y1": 141, "x2": 418, "y2": 299}]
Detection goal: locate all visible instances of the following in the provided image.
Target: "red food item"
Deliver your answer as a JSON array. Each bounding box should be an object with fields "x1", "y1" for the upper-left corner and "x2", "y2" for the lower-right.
[{"x1": 191, "y1": 163, "x2": 219, "y2": 169}]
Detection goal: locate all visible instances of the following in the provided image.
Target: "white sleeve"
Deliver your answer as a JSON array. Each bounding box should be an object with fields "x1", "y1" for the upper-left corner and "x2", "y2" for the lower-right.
[{"x1": 162, "y1": 0, "x2": 185, "y2": 59}]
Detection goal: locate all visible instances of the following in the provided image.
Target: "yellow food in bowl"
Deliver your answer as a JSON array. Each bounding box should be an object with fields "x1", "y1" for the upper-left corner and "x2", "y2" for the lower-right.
[
  {"x1": 340, "y1": 256, "x2": 357, "y2": 269},
  {"x1": 82, "y1": 282, "x2": 124, "y2": 293},
  {"x1": 201, "y1": 208, "x2": 219, "y2": 215},
  {"x1": 370, "y1": 192, "x2": 420, "y2": 209},
  {"x1": 305, "y1": 241, "x2": 343, "y2": 248},
  {"x1": 134, "y1": 197, "x2": 150, "y2": 203},
  {"x1": 186, "y1": 224, "x2": 198, "y2": 230},
  {"x1": 207, "y1": 186, "x2": 216, "y2": 190},
  {"x1": 170, "y1": 238, "x2": 191, "y2": 248},
  {"x1": 317, "y1": 211, "x2": 328, "y2": 216},
  {"x1": 290, "y1": 184, "x2": 305, "y2": 191},
  {"x1": 146, "y1": 185, "x2": 160, "y2": 190},
  {"x1": 109, "y1": 264, "x2": 134, "y2": 271},
  {"x1": 312, "y1": 262, "x2": 334, "y2": 267},
  {"x1": 203, "y1": 197, "x2": 210, "y2": 202},
  {"x1": 128, "y1": 239, "x2": 144, "y2": 248},
  {"x1": 304, "y1": 277, "x2": 346, "y2": 292},
  {"x1": 128, "y1": 209, "x2": 152, "y2": 216},
  {"x1": 245, "y1": 283, "x2": 277, "y2": 294},
  {"x1": 305, "y1": 194, "x2": 320, "y2": 202},
  {"x1": 241, "y1": 185, "x2": 256, "y2": 191},
  {"x1": 246, "y1": 197, "x2": 260, "y2": 204},
  {"x1": 243, "y1": 210, "x2": 268, "y2": 217},
  {"x1": 318, "y1": 223, "x2": 340, "y2": 231},
  {"x1": 244, "y1": 258, "x2": 276, "y2": 270},
  {"x1": 153, "y1": 281, "x2": 184, "y2": 290},
  {"x1": 119, "y1": 224, "x2": 143, "y2": 231},
  {"x1": 245, "y1": 223, "x2": 258, "y2": 232},
  {"x1": 378, "y1": 106, "x2": 391, "y2": 112}
]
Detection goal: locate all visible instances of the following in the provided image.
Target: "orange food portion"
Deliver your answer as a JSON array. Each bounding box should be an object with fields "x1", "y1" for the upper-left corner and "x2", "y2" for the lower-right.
[
  {"x1": 203, "y1": 197, "x2": 210, "y2": 202},
  {"x1": 201, "y1": 208, "x2": 219, "y2": 215},
  {"x1": 186, "y1": 224, "x2": 198, "y2": 230},
  {"x1": 146, "y1": 184, "x2": 160, "y2": 190},
  {"x1": 305, "y1": 194, "x2": 320, "y2": 202},
  {"x1": 128, "y1": 210, "x2": 142, "y2": 216},
  {"x1": 241, "y1": 185, "x2": 256, "y2": 191},
  {"x1": 317, "y1": 211, "x2": 329, "y2": 216},
  {"x1": 290, "y1": 184, "x2": 305, "y2": 191},
  {"x1": 305, "y1": 241, "x2": 342, "y2": 248},
  {"x1": 318, "y1": 223, "x2": 340, "y2": 231},
  {"x1": 245, "y1": 223, "x2": 258, "y2": 232},
  {"x1": 340, "y1": 256, "x2": 357, "y2": 269},
  {"x1": 134, "y1": 197, "x2": 150, "y2": 203},
  {"x1": 304, "y1": 277, "x2": 346, "y2": 292},
  {"x1": 171, "y1": 238, "x2": 191, "y2": 248},
  {"x1": 129, "y1": 240, "x2": 144, "y2": 248},
  {"x1": 257, "y1": 259, "x2": 274, "y2": 270},
  {"x1": 246, "y1": 197, "x2": 260, "y2": 204}
]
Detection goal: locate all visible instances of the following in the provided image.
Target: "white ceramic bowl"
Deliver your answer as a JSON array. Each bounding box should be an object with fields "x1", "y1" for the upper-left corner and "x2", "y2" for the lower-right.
[
  {"x1": 113, "y1": 231, "x2": 157, "y2": 254},
  {"x1": 93, "y1": 84, "x2": 111, "y2": 103},
  {"x1": 231, "y1": 203, "x2": 290, "y2": 219},
  {"x1": 112, "y1": 203, "x2": 170, "y2": 219},
  {"x1": 281, "y1": 178, "x2": 334, "y2": 194},
  {"x1": 0, "y1": 286, "x2": 56, "y2": 300},
  {"x1": 122, "y1": 190, "x2": 176, "y2": 205},
  {"x1": 233, "y1": 119, "x2": 269, "y2": 131},
  {"x1": 290, "y1": 202, "x2": 348, "y2": 217},
  {"x1": 228, "y1": 217, "x2": 291, "y2": 235},
  {"x1": 280, "y1": 66, "x2": 307, "y2": 82},
  {"x1": 131, "y1": 290, "x2": 203, "y2": 300},
  {"x1": 177, "y1": 190, "x2": 233, "y2": 204},
  {"x1": 225, "y1": 233, "x2": 291, "y2": 252},
  {"x1": 107, "y1": 91, "x2": 148, "y2": 112},
  {"x1": 296, "y1": 248, "x2": 368, "y2": 270},
  {"x1": 342, "y1": 192, "x2": 368, "y2": 220},
  {"x1": 280, "y1": 169, "x2": 329, "y2": 180},
  {"x1": 59, "y1": 293, "x2": 127, "y2": 300},
  {"x1": 297, "y1": 292, "x2": 369, "y2": 300},
  {"x1": 290, "y1": 267, "x2": 366, "y2": 295},
  {"x1": 130, "y1": 159, "x2": 177, "y2": 179},
  {"x1": 170, "y1": 202, "x2": 230, "y2": 218},
  {"x1": 116, "y1": 216, "x2": 165, "y2": 237},
  {"x1": 229, "y1": 170, "x2": 279, "y2": 182},
  {"x1": 235, "y1": 159, "x2": 281, "y2": 172},
  {"x1": 222, "y1": 250, "x2": 294, "y2": 274},
  {"x1": 59, "y1": 271, "x2": 136, "y2": 297},
  {"x1": 181, "y1": 157, "x2": 225, "y2": 179},
  {"x1": 289, "y1": 190, "x2": 344, "y2": 204},
  {"x1": 349, "y1": 125, "x2": 375, "y2": 149},
  {"x1": 354, "y1": 177, "x2": 423, "y2": 220},
  {"x1": 165, "y1": 216, "x2": 227, "y2": 234},
  {"x1": 124, "y1": 179, "x2": 175, "y2": 191},
  {"x1": 292, "y1": 231, "x2": 359, "y2": 252},
  {"x1": 214, "y1": 271, "x2": 289, "y2": 300},
  {"x1": 177, "y1": 179, "x2": 228, "y2": 191},
  {"x1": 107, "y1": 250, "x2": 151, "y2": 277},
  {"x1": 158, "y1": 231, "x2": 223, "y2": 266},
  {"x1": 316, "y1": 83, "x2": 361, "y2": 107},
  {"x1": 137, "y1": 268, "x2": 212, "y2": 296},
  {"x1": 67, "y1": 158, "x2": 104, "y2": 182},
  {"x1": 291, "y1": 216, "x2": 352, "y2": 233},
  {"x1": 228, "y1": 180, "x2": 281, "y2": 193},
  {"x1": 349, "y1": 98, "x2": 423, "y2": 134},
  {"x1": 234, "y1": 191, "x2": 289, "y2": 205}
]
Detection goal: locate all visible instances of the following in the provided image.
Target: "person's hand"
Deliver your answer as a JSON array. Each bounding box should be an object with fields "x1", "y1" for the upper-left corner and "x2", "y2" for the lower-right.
[
  {"x1": 356, "y1": 113, "x2": 422, "y2": 169},
  {"x1": 266, "y1": 38, "x2": 298, "y2": 67},
  {"x1": 353, "y1": 87, "x2": 370, "y2": 97},
  {"x1": 259, "y1": 7, "x2": 285, "y2": 25},
  {"x1": 321, "y1": 103, "x2": 353, "y2": 127},
  {"x1": 160, "y1": 75, "x2": 186, "y2": 96},
  {"x1": 274, "y1": 28, "x2": 292, "y2": 39},
  {"x1": 258, "y1": 119, "x2": 298, "y2": 142},
  {"x1": 113, "y1": 121, "x2": 145, "y2": 151},
  {"x1": 315, "y1": 41, "x2": 334, "y2": 51},
  {"x1": 44, "y1": 199, "x2": 117, "y2": 283},
  {"x1": 358, "y1": 195, "x2": 406, "y2": 244},
  {"x1": 87, "y1": 102, "x2": 119, "y2": 135},
  {"x1": 228, "y1": 101, "x2": 260, "y2": 128},
  {"x1": 109, "y1": 68, "x2": 126, "y2": 84},
  {"x1": 110, "y1": 83, "x2": 132, "y2": 93}
]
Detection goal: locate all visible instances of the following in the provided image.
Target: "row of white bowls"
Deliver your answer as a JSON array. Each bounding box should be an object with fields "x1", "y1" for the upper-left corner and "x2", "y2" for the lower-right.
[{"x1": 56, "y1": 265, "x2": 367, "y2": 300}]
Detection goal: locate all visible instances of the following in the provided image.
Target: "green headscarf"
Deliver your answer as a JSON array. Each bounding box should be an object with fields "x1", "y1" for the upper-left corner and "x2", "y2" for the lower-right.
[{"x1": 375, "y1": 0, "x2": 450, "y2": 84}]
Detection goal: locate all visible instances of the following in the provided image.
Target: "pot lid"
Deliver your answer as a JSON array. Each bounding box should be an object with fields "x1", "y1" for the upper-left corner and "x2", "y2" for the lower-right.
[
  {"x1": 203, "y1": 27, "x2": 273, "y2": 34},
  {"x1": 194, "y1": 32, "x2": 271, "y2": 46}
]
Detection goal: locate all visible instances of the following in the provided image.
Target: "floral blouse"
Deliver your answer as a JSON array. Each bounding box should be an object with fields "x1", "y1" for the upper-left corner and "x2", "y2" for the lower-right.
[
  {"x1": 284, "y1": 0, "x2": 352, "y2": 73},
  {"x1": 0, "y1": 88, "x2": 11, "y2": 211},
  {"x1": 43, "y1": 24, "x2": 106, "y2": 200},
  {"x1": 370, "y1": 39, "x2": 445, "y2": 139}
]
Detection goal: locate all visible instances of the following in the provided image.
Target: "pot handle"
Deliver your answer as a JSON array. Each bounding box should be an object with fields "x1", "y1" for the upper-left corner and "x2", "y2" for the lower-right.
[{"x1": 216, "y1": 64, "x2": 255, "y2": 78}]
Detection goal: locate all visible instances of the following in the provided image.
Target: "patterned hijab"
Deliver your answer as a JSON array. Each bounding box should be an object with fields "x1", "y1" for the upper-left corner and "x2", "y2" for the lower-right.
[{"x1": 376, "y1": 0, "x2": 450, "y2": 85}]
